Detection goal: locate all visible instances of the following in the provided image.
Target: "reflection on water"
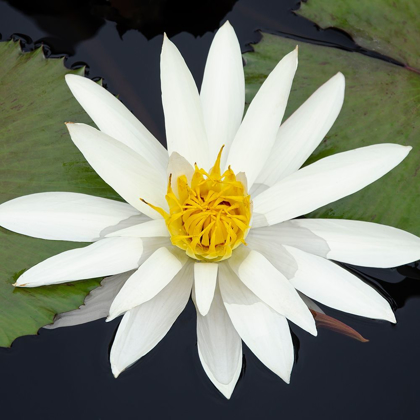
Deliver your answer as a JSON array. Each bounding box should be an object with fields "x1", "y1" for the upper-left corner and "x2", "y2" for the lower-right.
[
  {"x1": 2, "y1": 0, "x2": 238, "y2": 53},
  {"x1": 1, "y1": 0, "x2": 420, "y2": 418},
  {"x1": 1, "y1": 0, "x2": 104, "y2": 54},
  {"x1": 93, "y1": 0, "x2": 238, "y2": 39},
  {"x1": 350, "y1": 263, "x2": 420, "y2": 310}
]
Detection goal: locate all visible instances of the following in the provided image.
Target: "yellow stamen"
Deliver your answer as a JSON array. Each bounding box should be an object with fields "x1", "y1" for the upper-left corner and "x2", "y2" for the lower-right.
[{"x1": 143, "y1": 146, "x2": 252, "y2": 262}]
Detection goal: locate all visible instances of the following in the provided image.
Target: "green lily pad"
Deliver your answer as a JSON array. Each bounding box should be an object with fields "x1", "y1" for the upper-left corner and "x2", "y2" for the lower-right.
[
  {"x1": 0, "y1": 41, "x2": 121, "y2": 347},
  {"x1": 297, "y1": 0, "x2": 420, "y2": 71},
  {"x1": 244, "y1": 32, "x2": 420, "y2": 235}
]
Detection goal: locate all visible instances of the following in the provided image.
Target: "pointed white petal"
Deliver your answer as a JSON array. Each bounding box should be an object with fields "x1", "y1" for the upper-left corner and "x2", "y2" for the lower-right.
[
  {"x1": 106, "y1": 219, "x2": 169, "y2": 238},
  {"x1": 195, "y1": 284, "x2": 242, "y2": 399},
  {"x1": 228, "y1": 247, "x2": 316, "y2": 335},
  {"x1": 15, "y1": 237, "x2": 143, "y2": 288},
  {"x1": 256, "y1": 73, "x2": 345, "y2": 186},
  {"x1": 285, "y1": 246, "x2": 396, "y2": 323},
  {"x1": 288, "y1": 219, "x2": 420, "y2": 268},
  {"x1": 249, "y1": 183, "x2": 269, "y2": 198},
  {"x1": 194, "y1": 263, "x2": 218, "y2": 316},
  {"x1": 65, "y1": 75, "x2": 168, "y2": 172},
  {"x1": 251, "y1": 212, "x2": 269, "y2": 229},
  {"x1": 161, "y1": 35, "x2": 209, "y2": 168},
  {"x1": 46, "y1": 239, "x2": 171, "y2": 328},
  {"x1": 248, "y1": 221, "x2": 330, "y2": 258},
  {"x1": 110, "y1": 262, "x2": 193, "y2": 377},
  {"x1": 298, "y1": 292, "x2": 324, "y2": 314},
  {"x1": 167, "y1": 152, "x2": 194, "y2": 197},
  {"x1": 236, "y1": 172, "x2": 249, "y2": 194},
  {"x1": 200, "y1": 21, "x2": 244, "y2": 166},
  {"x1": 246, "y1": 231, "x2": 298, "y2": 280},
  {"x1": 66, "y1": 123, "x2": 167, "y2": 219},
  {"x1": 227, "y1": 48, "x2": 298, "y2": 187},
  {"x1": 98, "y1": 214, "x2": 150, "y2": 237},
  {"x1": 0, "y1": 192, "x2": 139, "y2": 242},
  {"x1": 219, "y1": 263, "x2": 294, "y2": 383},
  {"x1": 45, "y1": 271, "x2": 133, "y2": 329},
  {"x1": 253, "y1": 144, "x2": 412, "y2": 226},
  {"x1": 108, "y1": 247, "x2": 188, "y2": 320}
]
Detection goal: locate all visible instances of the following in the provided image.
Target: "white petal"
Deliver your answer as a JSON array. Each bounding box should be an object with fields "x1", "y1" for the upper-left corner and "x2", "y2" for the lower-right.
[
  {"x1": 161, "y1": 35, "x2": 209, "y2": 168},
  {"x1": 108, "y1": 247, "x2": 188, "y2": 320},
  {"x1": 219, "y1": 263, "x2": 294, "y2": 383},
  {"x1": 236, "y1": 172, "x2": 249, "y2": 194},
  {"x1": 106, "y1": 219, "x2": 169, "y2": 238},
  {"x1": 285, "y1": 246, "x2": 396, "y2": 323},
  {"x1": 250, "y1": 212, "x2": 269, "y2": 229},
  {"x1": 167, "y1": 152, "x2": 194, "y2": 197},
  {"x1": 253, "y1": 144, "x2": 412, "y2": 226},
  {"x1": 65, "y1": 74, "x2": 168, "y2": 172},
  {"x1": 45, "y1": 271, "x2": 133, "y2": 329},
  {"x1": 110, "y1": 262, "x2": 193, "y2": 378},
  {"x1": 227, "y1": 48, "x2": 298, "y2": 187},
  {"x1": 194, "y1": 262, "x2": 218, "y2": 316},
  {"x1": 287, "y1": 219, "x2": 420, "y2": 268},
  {"x1": 256, "y1": 73, "x2": 345, "y2": 186},
  {"x1": 298, "y1": 292, "x2": 324, "y2": 314},
  {"x1": 249, "y1": 221, "x2": 330, "y2": 258},
  {"x1": 195, "y1": 284, "x2": 242, "y2": 399},
  {"x1": 228, "y1": 247, "x2": 316, "y2": 335},
  {"x1": 246, "y1": 230, "x2": 298, "y2": 280},
  {"x1": 45, "y1": 239, "x2": 171, "y2": 328},
  {"x1": 200, "y1": 21, "x2": 244, "y2": 166},
  {"x1": 66, "y1": 123, "x2": 167, "y2": 219},
  {"x1": 0, "y1": 192, "x2": 139, "y2": 242},
  {"x1": 98, "y1": 214, "x2": 150, "y2": 237},
  {"x1": 15, "y1": 237, "x2": 143, "y2": 288}
]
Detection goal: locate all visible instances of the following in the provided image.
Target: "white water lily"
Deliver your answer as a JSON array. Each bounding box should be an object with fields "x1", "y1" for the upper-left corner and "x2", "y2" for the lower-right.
[{"x1": 1, "y1": 21, "x2": 420, "y2": 399}]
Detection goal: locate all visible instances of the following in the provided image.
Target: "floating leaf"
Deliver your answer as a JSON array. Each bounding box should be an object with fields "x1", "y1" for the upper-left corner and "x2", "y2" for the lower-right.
[
  {"x1": 0, "y1": 41, "x2": 121, "y2": 347},
  {"x1": 298, "y1": 0, "x2": 420, "y2": 71},
  {"x1": 244, "y1": 32, "x2": 420, "y2": 236}
]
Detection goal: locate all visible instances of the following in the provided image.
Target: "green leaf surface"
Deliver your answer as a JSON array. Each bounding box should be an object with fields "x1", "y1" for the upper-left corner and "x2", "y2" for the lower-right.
[
  {"x1": 0, "y1": 41, "x2": 121, "y2": 347},
  {"x1": 244, "y1": 32, "x2": 420, "y2": 235},
  {"x1": 297, "y1": 0, "x2": 420, "y2": 71}
]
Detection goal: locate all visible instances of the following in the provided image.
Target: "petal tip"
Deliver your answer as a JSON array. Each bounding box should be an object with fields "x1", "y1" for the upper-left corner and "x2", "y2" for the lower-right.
[
  {"x1": 308, "y1": 322, "x2": 318, "y2": 336},
  {"x1": 106, "y1": 314, "x2": 116, "y2": 322},
  {"x1": 65, "y1": 73, "x2": 78, "y2": 84},
  {"x1": 162, "y1": 32, "x2": 171, "y2": 46},
  {"x1": 221, "y1": 391, "x2": 233, "y2": 400},
  {"x1": 334, "y1": 72, "x2": 346, "y2": 87},
  {"x1": 111, "y1": 365, "x2": 122, "y2": 378},
  {"x1": 387, "y1": 310, "x2": 397, "y2": 324},
  {"x1": 222, "y1": 20, "x2": 231, "y2": 27},
  {"x1": 198, "y1": 306, "x2": 210, "y2": 317}
]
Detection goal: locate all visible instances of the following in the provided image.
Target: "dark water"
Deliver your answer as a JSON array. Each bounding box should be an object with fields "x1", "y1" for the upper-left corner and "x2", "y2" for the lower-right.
[{"x1": 1, "y1": 1, "x2": 419, "y2": 419}]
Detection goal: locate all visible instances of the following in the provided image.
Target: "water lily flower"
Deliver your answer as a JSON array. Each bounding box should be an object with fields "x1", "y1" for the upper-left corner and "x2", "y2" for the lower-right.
[{"x1": 1, "y1": 21, "x2": 420, "y2": 399}]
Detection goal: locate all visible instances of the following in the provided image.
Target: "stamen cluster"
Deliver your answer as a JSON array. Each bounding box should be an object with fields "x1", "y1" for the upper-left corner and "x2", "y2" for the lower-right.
[{"x1": 149, "y1": 149, "x2": 252, "y2": 261}]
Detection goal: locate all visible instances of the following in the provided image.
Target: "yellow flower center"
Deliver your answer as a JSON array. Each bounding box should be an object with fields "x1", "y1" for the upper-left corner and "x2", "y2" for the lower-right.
[{"x1": 145, "y1": 147, "x2": 252, "y2": 262}]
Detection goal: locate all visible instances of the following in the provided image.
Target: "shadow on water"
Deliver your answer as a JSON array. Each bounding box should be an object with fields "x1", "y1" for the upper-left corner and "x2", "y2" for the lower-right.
[{"x1": 1, "y1": 0, "x2": 238, "y2": 54}]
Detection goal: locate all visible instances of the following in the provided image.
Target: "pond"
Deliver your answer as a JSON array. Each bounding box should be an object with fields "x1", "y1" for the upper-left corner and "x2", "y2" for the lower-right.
[{"x1": 0, "y1": 0, "x2": 419, "y2": 419}]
